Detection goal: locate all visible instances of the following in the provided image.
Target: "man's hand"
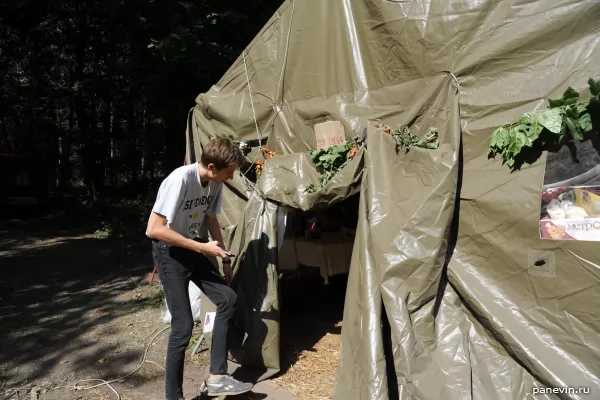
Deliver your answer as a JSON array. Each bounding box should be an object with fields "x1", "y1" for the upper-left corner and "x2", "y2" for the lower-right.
[
  {"x1": 200, "y1": 240, "x2": 230, "y2": 259},
  {"x1": 223, "y1": 263, "x2": 233, "y2": 284}
]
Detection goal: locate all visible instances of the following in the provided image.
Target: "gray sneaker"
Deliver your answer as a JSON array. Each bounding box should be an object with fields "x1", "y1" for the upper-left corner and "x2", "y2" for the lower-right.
[{"x1": 203, "y1": 374, "x2": 253, "y2": 397}]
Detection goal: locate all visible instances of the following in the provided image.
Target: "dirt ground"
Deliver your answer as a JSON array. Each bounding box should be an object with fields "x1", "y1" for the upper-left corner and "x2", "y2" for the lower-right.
[
  {"x1": 0, "y1": 215, "x2": 346, "y2": 400},
  {"x1": 0, "y1": 215, "x2": 184, "y2": 399}
]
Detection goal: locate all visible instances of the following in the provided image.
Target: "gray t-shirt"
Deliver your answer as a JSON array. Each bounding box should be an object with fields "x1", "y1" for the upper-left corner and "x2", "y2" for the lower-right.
[{"x1": 151, "y1": 163, "x2": 223, "y2": 239}]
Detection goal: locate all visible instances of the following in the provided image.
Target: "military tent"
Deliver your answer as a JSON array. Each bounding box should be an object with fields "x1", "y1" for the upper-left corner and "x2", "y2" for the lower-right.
[{"x1": 187, "y1": 0, "x2": 600, "y2": 398}]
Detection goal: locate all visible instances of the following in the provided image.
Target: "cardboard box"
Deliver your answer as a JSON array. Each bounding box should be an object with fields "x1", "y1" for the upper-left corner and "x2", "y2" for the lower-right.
[
  {"x1": 573, "y1": 187, "x2": 600, "y2": 216},
  {"x1": 314, "y1": 121, "x2": 346, "y2": 149}
]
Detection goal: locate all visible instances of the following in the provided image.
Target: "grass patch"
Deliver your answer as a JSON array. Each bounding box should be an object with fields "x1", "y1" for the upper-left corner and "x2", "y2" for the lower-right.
[{"x1": 141, "y1": 282, "x2": 164, "y2": 308}]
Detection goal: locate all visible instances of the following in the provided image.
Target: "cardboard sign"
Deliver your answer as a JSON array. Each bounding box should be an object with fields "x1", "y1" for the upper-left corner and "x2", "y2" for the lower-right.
[
  {"x1": 540, "y1": 217, "x2": 600, "y2": 241},
  {"x1": 314, "y1": 121, "x2": 346, "y2": 149}
]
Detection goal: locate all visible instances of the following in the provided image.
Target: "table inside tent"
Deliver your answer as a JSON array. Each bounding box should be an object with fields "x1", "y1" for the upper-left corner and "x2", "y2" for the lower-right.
[{"x1": 278, "y1": 232, "x2": 355, "y2": 283}]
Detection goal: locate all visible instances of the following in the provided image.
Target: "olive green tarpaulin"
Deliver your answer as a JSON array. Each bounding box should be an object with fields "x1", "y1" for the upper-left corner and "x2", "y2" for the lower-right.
[{"x1": 186, "y1": 0, "x2": 600, "y2": 398}]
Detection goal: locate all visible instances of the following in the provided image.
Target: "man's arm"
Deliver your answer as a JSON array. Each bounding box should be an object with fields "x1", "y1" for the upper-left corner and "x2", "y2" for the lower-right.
[
  {"x1": 205, "y1": 214, "x2": 234, "y2": 282},
  {"x1": 146, "y1": 212, "x2": 207, "y2": 252},
  {"x1": 205, "y1": 215, "x2": 225, "y2": 248},
  {"x1": 146, "y1": 212, "x2": 229, "y2": 259},
  {"x1": 204, "y1": 186, "x2": 234, "y2": 281},
  {"x1": 205, "y1": 184, "x2": 225, "y2": 247}
]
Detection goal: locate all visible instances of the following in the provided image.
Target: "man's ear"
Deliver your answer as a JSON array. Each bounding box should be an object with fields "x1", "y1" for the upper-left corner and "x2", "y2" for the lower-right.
[{"x1": 207, "y1": 163, "x2": 216, "y2": 172}]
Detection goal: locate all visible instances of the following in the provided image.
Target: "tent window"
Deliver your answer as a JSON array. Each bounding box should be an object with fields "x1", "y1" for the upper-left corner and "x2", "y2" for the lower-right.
[{"x1": 539, "y1": 140, "x2": 600, "y2": 241}]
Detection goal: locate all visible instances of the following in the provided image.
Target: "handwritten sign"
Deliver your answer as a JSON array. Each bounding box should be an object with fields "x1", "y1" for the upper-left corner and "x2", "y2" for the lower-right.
[{"x1": 314, "y1": 121, "x2": 346, "y2": 150}]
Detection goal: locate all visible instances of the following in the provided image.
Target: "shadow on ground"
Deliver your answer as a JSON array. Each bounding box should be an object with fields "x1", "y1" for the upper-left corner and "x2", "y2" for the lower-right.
[
  {"x1": 0, "y1": 216, "x2": 161, "y2": 390},
  {"x1": 1, "y1": 214, "x2": 346, "y2": 399},
  {"x1": 195, "y1": 392, "x2": 267, "y2": 400}
]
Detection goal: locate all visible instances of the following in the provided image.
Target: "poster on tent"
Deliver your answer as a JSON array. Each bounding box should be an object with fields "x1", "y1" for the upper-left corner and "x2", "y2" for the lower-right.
[{"x1": 540, "y1": 140, "x2": 600, "y2": 241}]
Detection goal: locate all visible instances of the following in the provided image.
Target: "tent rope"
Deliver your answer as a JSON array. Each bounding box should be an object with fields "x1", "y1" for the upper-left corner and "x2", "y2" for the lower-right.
[
  {"x1": 243, "y1": 50, "x2": 263, "y2": 149},
  {"x1": 448, "y1": 72, "x2": 461, "y2": 90},
  {"x1": 275, "y1": 0, "x2": 296, "y2": 105}
]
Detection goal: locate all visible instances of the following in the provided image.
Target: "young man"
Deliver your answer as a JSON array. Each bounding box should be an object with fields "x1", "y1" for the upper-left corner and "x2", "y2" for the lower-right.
[{"x1": 146, "y1": 138, "x2": 253, "y2": 399}]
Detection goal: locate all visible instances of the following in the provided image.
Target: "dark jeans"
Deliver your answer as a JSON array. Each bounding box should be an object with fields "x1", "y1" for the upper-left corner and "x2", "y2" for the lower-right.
[{"x1": 152, "y1": 240, "x2": 237, "y2": 400}]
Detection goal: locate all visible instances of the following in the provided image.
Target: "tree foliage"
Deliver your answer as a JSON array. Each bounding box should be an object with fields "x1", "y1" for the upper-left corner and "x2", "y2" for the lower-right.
[
  {"x1": 488, "y1": 77, "x2": 600, "y2": 170},
  {"x1": 0, "y1": 0, "x2": 282, "y2": 206}
]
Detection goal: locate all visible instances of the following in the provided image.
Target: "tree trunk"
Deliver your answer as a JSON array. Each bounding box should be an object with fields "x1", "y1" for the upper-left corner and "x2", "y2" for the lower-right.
[
  {"x1": 128, "y1": 38, "x2": 142, "y2": 187},
  {"x1": 128, "y1": 103, "x2": 138, "y2": 186},
  {"x1": 110, "y1": 107, "x2": 119, "y2": 186},
  {"x1": 1, "y1": 120, "x2": 11, "y2": 153},
  {"x1": 59, "y1": 62, "x2": 75, "y2": 196}
]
